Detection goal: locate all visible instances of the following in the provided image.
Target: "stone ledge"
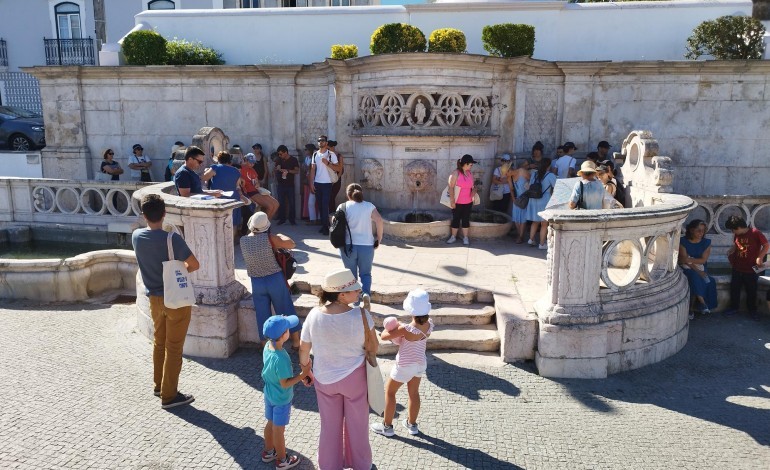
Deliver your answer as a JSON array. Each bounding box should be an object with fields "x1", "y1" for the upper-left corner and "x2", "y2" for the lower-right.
[
  {"x1": 494, "y1": 293, "x2": 537, "y2": 362},
  {"x1": 376, "y1": 324, "x2": 500, "y2": 356}
]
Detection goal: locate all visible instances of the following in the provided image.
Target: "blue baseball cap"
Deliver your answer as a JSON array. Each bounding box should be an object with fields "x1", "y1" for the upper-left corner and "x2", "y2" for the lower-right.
[{"x1": 263, "y1": 315, "x2": 299, "y2": 340}]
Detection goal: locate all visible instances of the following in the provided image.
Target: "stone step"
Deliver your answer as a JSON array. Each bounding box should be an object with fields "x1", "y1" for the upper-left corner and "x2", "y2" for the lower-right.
[
  {"x1": 375, "y1": 324, "x2": 500, "y2": 356},
  {"x1": 289, "y1": 294, "x2": 495, "y2": 326},
  {"x1": 290, "y1": 281, "x2": 492, "y2": 305}
]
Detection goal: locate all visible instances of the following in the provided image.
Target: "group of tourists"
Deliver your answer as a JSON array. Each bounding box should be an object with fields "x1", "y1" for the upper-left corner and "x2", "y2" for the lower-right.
[
  {"x1": 98, "y1": 143, "x2": 155, "y2": 182},
  {"x1": 485, "y1": 140, "x2": 624, "y2": 248}
]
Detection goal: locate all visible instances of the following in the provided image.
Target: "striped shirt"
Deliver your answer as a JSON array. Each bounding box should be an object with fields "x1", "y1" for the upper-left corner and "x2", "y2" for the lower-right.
[{"x1": 393, "y1": 319, "x2": 434, "y2": 367}]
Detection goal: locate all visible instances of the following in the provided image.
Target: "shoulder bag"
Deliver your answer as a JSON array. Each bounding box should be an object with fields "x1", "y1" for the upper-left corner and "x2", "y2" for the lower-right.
[
  {"x1": 162, "y1": 232, "x2": 196, "y2": 309},
  {"x1": 268, "y1": 232, "x2": 297, "y2": 281},
  {"x1": 489, "y1": 169, "x2": 504, "y2": 201},
  {"x1": 361, "y1": 307, "x2": 385, "y2": 416},
  {"x1": 316, "y1": 151, "x2": 339, "y2": 184}
]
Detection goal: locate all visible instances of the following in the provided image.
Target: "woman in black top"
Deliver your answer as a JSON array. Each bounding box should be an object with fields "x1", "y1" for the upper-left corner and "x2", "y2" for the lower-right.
[{"x1": 100, "y1": 148, "x2": 123, "y2": 181}]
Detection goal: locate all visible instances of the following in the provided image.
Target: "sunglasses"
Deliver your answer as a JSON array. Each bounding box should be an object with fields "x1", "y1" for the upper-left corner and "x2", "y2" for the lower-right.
[
  {"x1": 195, "y1": 158, "x2": 205, "y2": 164},
  {"x1": 106, "y1": 152, "x2": 114, "y2": 155},
  {"x1": 317, "y1": 139, "x2": 327, "y2": 143}
]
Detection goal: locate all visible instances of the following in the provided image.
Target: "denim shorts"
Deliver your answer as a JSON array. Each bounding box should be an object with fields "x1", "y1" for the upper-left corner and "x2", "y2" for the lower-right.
[{"x1": 264, "y1": 397, "x2": 292, "y2": 426}]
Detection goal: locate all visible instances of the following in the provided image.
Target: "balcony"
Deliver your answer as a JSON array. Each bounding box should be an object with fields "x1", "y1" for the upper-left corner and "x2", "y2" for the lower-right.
[
  {"x1": 0, "y1": 39, "x2": 8, "y2": 67},
  {"x1": 44, "y1": 38, "x2": 95, "y2": 66}
]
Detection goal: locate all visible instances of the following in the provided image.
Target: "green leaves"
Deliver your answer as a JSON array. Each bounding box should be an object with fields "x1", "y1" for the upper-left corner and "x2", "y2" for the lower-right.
[
  {"x1": 331, "y1": 44, "x2": 359, "y2": 60},
  {"x1": 370, "y1": 23, "x2": 426, "y2": 55},
  {"x1": 481, "y1": 23, "x2": 535, "y2": 58},
  {"x1": 166, "y1": 39, "x2": 224, "y2": 65},
  {"x1": 122, "y1": 30, "x2": 167, "y2": 65},
  {"x1": 428, "y1": 28, "x2": 467, "y2": 53},
  {"x1": 685, "y1": 15, "x2": 766, "y2": 60}
]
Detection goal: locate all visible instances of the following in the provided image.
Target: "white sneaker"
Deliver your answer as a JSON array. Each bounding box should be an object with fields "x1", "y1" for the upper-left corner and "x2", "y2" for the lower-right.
[
  {"x1": 370, "y1": 422, "x2": 395, "y2": 437},
  {"x1": 446, "y1": 236, "x2": 456, "y2": 244},
  {"x1": 538, "y1": 243, "x2": 547, "y2": 250},
  {"x1": 527, "y1": 239, "x2": 535, "y2": 246},
  {"x1": 401, "y1": 419, "x2": 419, "y2": 435},
  {"x1": 463, "y1": 237, "x2": 469, "y2": 245},
  {"x1": 360, "y1": 293, "x2": 371, "y2": 312}
]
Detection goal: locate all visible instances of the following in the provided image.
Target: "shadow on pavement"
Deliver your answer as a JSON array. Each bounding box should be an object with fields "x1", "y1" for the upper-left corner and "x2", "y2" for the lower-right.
[
  {"x1": 552, "y1": 314, "x2": 770, "y2": 444},
  {"x1": 393, "y1": 432, "x2": 523, "y2": 469},
  {"x1": 426, "y1": 355, "x2": 520, "y2": 400}
]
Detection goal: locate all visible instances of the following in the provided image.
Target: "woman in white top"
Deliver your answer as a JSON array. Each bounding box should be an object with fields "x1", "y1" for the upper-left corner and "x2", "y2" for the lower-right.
[
  {"x1": 334, "y1": 183, "x2": 384, "y2": 296},
  {"x1": 299, "y1": 269, "x2": 377, "y2": 470}
]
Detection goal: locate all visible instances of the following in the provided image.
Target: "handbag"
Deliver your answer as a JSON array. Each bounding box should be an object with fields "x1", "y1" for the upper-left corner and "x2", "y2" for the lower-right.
[
  {"x1": 360, "y1": 307, "x2": 385, "y2": 415},
  {"x1": 162, "y1": 232, "x2": 196, "y2": 309},
  {"x1": 489, "y1": 184, "x2": 504, "y2": 201},
  {"x1": 269, "y1": 233, "x2": 297, "y2": 280},
  {"x1": 514, "y1": 194, "x2": 529, "y2": 209},
  {"x1": 316, "y1": 151, "x2": 339, "y2": 184}
]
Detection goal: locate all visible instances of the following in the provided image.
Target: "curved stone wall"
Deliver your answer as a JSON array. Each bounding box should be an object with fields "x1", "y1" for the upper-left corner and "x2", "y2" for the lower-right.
[{"x1": 0, "y1": 250, "x2": 137, "y2": 302}]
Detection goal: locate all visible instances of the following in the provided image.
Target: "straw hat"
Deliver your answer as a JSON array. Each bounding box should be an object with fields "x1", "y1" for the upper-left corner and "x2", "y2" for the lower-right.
[
  {"x1": 577, "y1": 161, "x2": 598, "y2": 176},
  {"x1": 322, "y1": 269, "x2": 362, "y2": 293},
  {"x1": 247, "y1": 211, "x2": 270, "y2": 233}
]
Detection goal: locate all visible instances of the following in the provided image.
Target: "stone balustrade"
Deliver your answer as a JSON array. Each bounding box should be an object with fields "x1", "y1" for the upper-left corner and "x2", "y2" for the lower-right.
[
  {"x1": 533, "y1": 131, "x2": 697, "y2": 378},
  {"x1": 0, "y1": 178, "x2": 147, "y2": 233},
  {"x1": 687, "y1": 195, "x2": 770, "y2": 264}
]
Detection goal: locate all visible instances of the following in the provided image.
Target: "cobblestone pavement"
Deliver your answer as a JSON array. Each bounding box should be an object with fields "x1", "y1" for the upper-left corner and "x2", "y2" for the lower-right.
[{"x1": 1, "y1": 301, "x2": 769, "y2": 469}]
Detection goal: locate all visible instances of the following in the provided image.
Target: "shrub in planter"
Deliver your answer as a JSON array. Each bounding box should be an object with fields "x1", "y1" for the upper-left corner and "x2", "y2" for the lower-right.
[
  {"x1": 481, "y1": 23, "x2": 535, "y2": 58},
  {"x1": 370, "y1": 23, "x2": 426, "y2": 54},
  {"x1": 428, "y1": 28, "x2": 467, "y2": 53},
  {"x1": 166, "y1": 39, "x2": 224, "y2": 65},
  {"x1": 122, "y1": 30, "x2": 168, "y2": 65},
  {"x1": 331, "y1": 44, "x2": 359, "y2": 60},
  {"x1": 685, "y1": 15, "x2": 765, "y2": 60}
]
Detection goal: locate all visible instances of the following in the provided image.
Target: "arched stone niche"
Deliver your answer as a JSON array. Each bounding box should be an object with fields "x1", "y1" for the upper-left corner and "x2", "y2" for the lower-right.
[{"x1": 192, "y1": 127, "x2": 230, "y2": 169}]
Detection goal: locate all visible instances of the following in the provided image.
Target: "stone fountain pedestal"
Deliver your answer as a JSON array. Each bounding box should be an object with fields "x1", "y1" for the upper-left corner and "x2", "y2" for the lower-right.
[{"x1": 132, "y1": 183, "x2": 245, "y2": 358}]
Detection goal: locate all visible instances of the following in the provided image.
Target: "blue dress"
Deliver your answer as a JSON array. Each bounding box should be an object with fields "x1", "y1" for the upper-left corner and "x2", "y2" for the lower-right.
[
  {"x1": 511, "y1": 176, "x2": 528, "y2": 224},
  {"x1": 679, "y1": 236, "x2": 718, "y2": 310},
  {"x1": 209, "y1": 164, "x2": 243, "y2": 227},
  {"x1": 525, "y1": 172, "x2": 557, "y2": 222}
]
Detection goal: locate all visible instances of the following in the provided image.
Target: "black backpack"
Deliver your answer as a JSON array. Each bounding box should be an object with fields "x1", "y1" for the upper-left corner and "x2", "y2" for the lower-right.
[{"x1": 330, "y1": 203, "x2": 352, "y2": 255}]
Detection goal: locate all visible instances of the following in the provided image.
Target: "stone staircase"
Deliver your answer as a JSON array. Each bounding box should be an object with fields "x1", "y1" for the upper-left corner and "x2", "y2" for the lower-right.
[{"x1": 238, "y1": 284, "x2": 502, "y2": 356}]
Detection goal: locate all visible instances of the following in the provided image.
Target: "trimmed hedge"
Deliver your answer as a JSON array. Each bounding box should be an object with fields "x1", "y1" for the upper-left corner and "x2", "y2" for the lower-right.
[
  {"x1": 166, "y1": 39, "x2": 224, "y2": 65},
  {"x1": 122, "y1": 30, "x2": 167, "y2": 65},
  {"x1": 331, "y1": 44, "x2": 359, "y2": 60},
  {"x1": 481, "y1": 23, "x2": 535, "y2": 58},
  {"x1": 428, "y1": 28, "x2": 466, "y2": 53},
  {"x1": 370, "y1": 23, "x2": 426, "y2": 54},
  {"x1": 685, "y1": 15, "x2": 765, "y2": 60}
]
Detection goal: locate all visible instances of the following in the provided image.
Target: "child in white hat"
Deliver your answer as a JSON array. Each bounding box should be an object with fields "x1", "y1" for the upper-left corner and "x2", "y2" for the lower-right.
[{"x1": 370, "y1": 289, "x2": 434, "y2": 437}]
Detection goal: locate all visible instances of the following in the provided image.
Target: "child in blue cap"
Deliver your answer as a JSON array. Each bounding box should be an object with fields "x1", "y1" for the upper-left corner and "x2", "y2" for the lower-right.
[{"x1": 261, "y1": 315, "x2": 310, "y2": 469}]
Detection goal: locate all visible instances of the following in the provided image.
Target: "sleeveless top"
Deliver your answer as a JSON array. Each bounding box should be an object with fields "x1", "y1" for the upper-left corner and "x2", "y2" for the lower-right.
[
  {"x1": 393, "y1": 319, "x2": 434, "y2": 367},
  {"x1": 240, "y1": 232, "x2": 281, "y2": 278},
  {"x1": 455, "y1": 171, "x2": 474, "y2": 205},
  {"x1": 340, "y1": 200, "x2": 376, "y2": 245},
  {"x1": 209, "y1": 164, "x2": 242, "y2": 200}
]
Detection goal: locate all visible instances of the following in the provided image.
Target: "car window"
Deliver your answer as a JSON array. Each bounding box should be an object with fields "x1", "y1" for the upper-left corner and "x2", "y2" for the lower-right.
[{"x1": 0, "y1": 106, "x2": 40, "y2": 119}]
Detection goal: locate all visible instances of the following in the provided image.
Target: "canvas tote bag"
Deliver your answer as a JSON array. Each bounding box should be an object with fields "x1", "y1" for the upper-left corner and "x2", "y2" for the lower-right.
[
  {"x1": 360, "y1": 307, "x2": 385, "y2": 415},
  {"x1": 162, "y1": 232, "x2": 196, "y2": 309}
]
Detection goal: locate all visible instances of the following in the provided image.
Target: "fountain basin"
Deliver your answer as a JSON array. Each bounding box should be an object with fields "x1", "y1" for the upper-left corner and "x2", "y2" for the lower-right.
[{"x1": 382, "y1": 209, "x2": 512, "y2": 241}]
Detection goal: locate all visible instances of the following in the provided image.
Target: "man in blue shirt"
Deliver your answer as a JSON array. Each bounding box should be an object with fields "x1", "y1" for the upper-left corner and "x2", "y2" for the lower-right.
[
  {"x1": 569, "y1": 161, "x2": 606, "y2": 210},
  {"x1": 173, "y1": 146, "x2": 222, "y2": 198},
  {"x1": 132, "y1": 193, "x2": 200, "y2": 409}
]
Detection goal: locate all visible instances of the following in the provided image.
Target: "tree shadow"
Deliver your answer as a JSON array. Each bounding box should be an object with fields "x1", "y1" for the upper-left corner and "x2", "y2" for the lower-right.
[
  {"x1": 425, "y1": 355, "x2": 520, "y2": 400},
  {"x1": 392, "y1": 432, "x2": 523, "y2": 469},
  {"x1": 549, "y1": 315, "x2": 770, "y2": 444}
]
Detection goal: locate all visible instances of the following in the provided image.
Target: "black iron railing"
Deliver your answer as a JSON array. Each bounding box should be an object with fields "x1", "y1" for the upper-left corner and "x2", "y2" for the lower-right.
[
  {"x1": 44, "y1": 37, "x2": 95, "y2": 66},
  {"x1": 0, "y1": 39, "x2": 8, "y2": 67}
]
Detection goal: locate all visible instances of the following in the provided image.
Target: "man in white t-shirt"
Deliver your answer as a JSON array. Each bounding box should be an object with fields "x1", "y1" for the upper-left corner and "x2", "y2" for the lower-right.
[
  {"x1": 128, "y1": 144, "x2": 153, "y2": 182},
  {"x1": 308, "y1": 135, "x2": 341, "y2": 236},
  {"x1": 552, "y1": 141, "x2": 577, "y2": 179}
]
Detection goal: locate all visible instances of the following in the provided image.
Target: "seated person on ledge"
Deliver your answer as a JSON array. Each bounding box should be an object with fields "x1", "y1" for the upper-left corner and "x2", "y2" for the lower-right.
[{"x1": 173, "y1": 146, "x2": 222, "y2": 198}]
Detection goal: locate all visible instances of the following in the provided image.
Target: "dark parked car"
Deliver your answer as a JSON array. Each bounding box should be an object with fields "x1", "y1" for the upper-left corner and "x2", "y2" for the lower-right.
[{"x1": 0, "y1": 106, "x2": 46, "y2": 151}]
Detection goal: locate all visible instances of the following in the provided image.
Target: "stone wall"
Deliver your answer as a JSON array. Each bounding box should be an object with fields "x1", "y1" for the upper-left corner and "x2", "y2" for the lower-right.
[{"x1": 25, "y1": 56, "x2": 770, "y2": 206}]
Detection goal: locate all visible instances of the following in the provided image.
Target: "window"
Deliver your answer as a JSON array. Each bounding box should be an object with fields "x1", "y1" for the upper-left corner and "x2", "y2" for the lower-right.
[
  {"x1": 223, "y1": 0, "x2": 259, "y2": 7},
  {"x1": 55, "y1": 2, "x2": 82, "y2": 39},
  {"x1": 242, "y1": 0, "x2": 259, "y2": 7},
  {"x1": 330, "y1": 0, "x2": 350, "y2": 5},
  {"x1": 148, "y1": 0, "x2": 175, "y2": 9}
]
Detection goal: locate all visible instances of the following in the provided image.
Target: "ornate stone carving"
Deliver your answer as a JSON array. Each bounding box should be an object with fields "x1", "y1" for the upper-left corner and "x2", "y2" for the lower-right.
[
  {"x1": 404, "y1": 160, "x2": 435, "y2": 193},
  {"x1": 191, "y1": 127, "x2": 230, "y2": 171},
  {"x1": 523, "y1": 89, "x2": 558, "y2": 153},
  {"x1": 360, "y1": 158, "x2": 384, "y2": 191},
  {"x1": 357, "y1": 91, "x2": 491, "y2": 133},
  {"x1": 300, "y1": 89, "x2": 328, "y2": 141}
]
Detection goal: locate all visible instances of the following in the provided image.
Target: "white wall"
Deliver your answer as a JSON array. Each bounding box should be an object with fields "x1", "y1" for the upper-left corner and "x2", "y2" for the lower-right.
[
  {"x1": 135, "y1": 0, "x2": 753, "y2": 65},
  {"x1": 0, "y1": 152, "x2": 44, "y2": 178}
]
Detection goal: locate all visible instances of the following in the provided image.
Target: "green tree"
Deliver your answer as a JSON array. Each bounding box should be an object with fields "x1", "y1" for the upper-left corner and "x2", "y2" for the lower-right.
[
  {"x1": 121, "y1": 30, "x2": 168, "y2": 65},
  {"x1": 428, "y1": 28, "x2": 467, "y2": 53},
  {"x1": 685, "y1": 15, "x2": 765, "y2": 60},
  {"x1": 481, "y1": 24, "x2": 535, "y2": 58},
  {"x1": 370, "y1": 23, "x2": 426, "y2": 54}
]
